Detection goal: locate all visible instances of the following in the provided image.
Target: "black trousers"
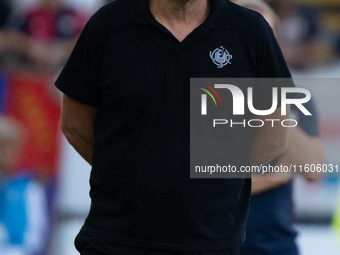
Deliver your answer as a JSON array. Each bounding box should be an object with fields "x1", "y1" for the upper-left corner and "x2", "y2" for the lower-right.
[{"x1": 75, "y1": 231, "x2": 240, "y2": 255}]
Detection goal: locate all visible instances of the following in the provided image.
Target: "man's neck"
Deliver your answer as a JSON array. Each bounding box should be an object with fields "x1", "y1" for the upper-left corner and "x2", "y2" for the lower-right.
[
  {"x1": 149, "y1": 0, "x2": 210, "y2": 41},
  {"x1": 149, "y1": 0, "x2": 209, "y2": 23}
]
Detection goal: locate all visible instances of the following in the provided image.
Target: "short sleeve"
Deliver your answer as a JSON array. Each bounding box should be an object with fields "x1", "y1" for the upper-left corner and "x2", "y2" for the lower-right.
[
  {"x1": 55, "y1": 18, "x2": 102, "y2": 106},
  {"x1": 256, "y1": 24, "x2": 291, "y2": 78},
  {"x1": 252, "y1": 21, "x2": 294, "y2": 110}
]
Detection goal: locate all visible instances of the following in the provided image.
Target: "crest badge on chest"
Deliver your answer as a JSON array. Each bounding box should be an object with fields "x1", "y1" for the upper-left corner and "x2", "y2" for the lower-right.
[{"x1": 210, "y1": 46, "x2": 232, "y2": 68}]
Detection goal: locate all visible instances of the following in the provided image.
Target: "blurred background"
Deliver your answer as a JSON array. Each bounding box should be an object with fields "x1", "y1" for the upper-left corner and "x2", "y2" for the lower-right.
[{"x1": 0, "y1": 0, "x2": 339, "y2": 254}]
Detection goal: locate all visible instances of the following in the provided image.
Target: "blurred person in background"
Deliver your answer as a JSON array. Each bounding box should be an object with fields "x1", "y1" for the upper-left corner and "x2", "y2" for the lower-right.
[
  {"x1": 0, "y1": 0, "x2": 86, "y2": 71},
  {"x1": 232, "y1": 1, "x2": 325, "y2": 254},
  {"x1": 268, "y1": 0, "x2": 320, "y2": 70},
  {"x1": 0, "y1": 0, "x2": 20, "y2": 68},
  {"x1": 0, "y1": 0, "x2": 11, "y2": 28},
  {"x1": 0, "y1": 115, "x2": 48, "y2": 255}
]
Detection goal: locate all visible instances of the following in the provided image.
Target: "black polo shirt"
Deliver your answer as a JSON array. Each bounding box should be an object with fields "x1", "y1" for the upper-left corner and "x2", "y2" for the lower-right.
[{"x1": 55, "y1": 0, "x2": 291, "y2": 252}]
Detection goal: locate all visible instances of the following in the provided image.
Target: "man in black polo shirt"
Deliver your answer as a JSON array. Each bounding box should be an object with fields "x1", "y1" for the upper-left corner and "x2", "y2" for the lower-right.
[{"x1": 56, "y1": 0, "x2": 291, "y2": 254}]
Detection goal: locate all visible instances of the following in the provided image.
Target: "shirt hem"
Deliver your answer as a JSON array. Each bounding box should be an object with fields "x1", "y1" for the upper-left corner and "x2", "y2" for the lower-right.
[{"x1": 80, "y1": 225, "x2": 243, "y2": 252}]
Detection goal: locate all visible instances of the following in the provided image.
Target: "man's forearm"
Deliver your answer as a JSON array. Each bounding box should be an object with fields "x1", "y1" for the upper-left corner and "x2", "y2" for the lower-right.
[
  {"x1": 249, "y1": 106, "x2": 290, "y2": 166},
  {"x1": 62, "y1": 127, "x2": 94, "y2": 165},
  {"x1": 60, "y1": 94, "x2": 98, "y2": 166},
  {"x1": 249, "y1": 135, "x2": 288, "y2": 166}
]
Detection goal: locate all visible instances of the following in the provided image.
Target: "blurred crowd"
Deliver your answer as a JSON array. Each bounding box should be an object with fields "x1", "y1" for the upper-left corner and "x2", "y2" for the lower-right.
[
  {"x1": 0, "y1": 0, "x2": 88, "y2": 72},
  {"x1": 266, "y1": 0, "x2": 340, "y2": 70},
  {"x1": 0, "y1": 0, "x2": 339, "y2": 255},
  {"x1": 0, "y1": 1, "x2": 108, "y2": 254}
]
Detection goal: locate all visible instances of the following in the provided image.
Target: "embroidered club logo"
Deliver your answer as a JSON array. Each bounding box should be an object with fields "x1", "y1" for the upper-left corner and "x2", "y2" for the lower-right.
[{"x1": 209, "y1": 46, "x2": 232, "y2": 68}]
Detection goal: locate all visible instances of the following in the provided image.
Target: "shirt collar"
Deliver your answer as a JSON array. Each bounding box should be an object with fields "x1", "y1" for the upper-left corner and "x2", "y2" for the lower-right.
[{"x1": 131, "y1": 0, "x2": 230, "y2": 29}]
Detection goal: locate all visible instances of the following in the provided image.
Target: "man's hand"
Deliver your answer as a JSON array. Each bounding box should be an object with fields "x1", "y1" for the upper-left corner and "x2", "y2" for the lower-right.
[{"x1": 60, "y1": 94, "x2": 98, "y2": 166}]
